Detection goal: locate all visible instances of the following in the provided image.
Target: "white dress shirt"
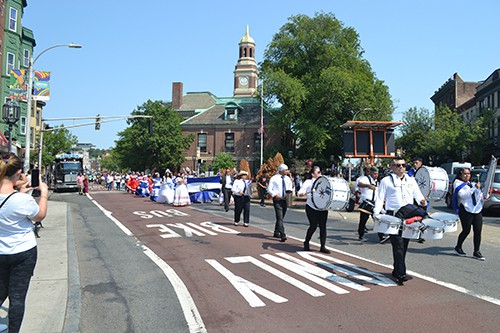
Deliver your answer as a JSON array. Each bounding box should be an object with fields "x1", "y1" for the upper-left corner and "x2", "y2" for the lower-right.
[
  {"x1": 224, "y1": 175, "x2": 232, "y2": 189},
  {"x1": 267, "y1": 174, "x2": 293, "y2": 199},
  {"x1": 373, "y1": 173, "x2": 425, "y2": 215},
  {"x1": 453, "y1": 179, "x2": 483, "y2": 214},
  {"x1": 232, "y1": 179, "x2": 251, "y2": 197}
]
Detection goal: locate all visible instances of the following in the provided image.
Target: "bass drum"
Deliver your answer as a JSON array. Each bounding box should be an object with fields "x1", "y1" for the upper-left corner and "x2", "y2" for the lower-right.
[
  {"x1": 311, "y1": 176, "x2": 350, "y2": 211},
  {"x1": 414, "y1": 166, "x2": 449, "y2": 201}
]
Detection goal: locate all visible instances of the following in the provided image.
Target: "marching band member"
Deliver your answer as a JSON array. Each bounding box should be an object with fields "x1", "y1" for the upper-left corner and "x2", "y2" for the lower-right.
[
  {"x1": 452, "y1": 168, "x2": 485, "y2": 260},
  {"x1": 408, "y1": 157, "x2": 426, "y2": 244},
  {"x1": 357, "y1": 166, "x2": 379, "y2": 242},
  {"x1": 232, "y1": 171, "x2": 251, "y2": 227},
  {"x1": 373, "y1": 157, "x2": 427, "y2": 285},
  {"x1": 267, "y1": 164, "x2": 293, "y2": 242},
  {"x1": 298, "y1": 166, "x2": 330, "y2": 253}
]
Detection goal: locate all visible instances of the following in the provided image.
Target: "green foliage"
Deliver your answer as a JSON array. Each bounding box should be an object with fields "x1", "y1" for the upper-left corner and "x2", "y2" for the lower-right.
[
  {"x1": 99, "y1": 150, "x2": 120, "y2": 171},
  {"x1": 260, "y1": 12, "x2": 394, "y2": 161},
  {"x1": 211, "y1": 152, "x2": 236, "y2": 172},
  {"x1": 89, "y1": 148, "x2": 105, "y2": 159},
  {"x1": 41, "y1": 126, "x2": 78, "y2": 168},
  {"x1": 396, "y1": 105, "x2": 494, "y2": 165},
  {"x1": 113, "y1": 100, "x2": 194, "y2": 172}
]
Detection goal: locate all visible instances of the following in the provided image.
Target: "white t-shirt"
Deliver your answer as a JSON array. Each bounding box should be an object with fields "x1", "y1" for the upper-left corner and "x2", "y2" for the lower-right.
[
  {"x1": 298, "y1": 178, "x2": 315, "y2": 208},
  {"x1": 0, "y1": 192, "x2": 40, "y2": 254},
  {"x1": 358, "y1": 175, "x2": 377, "y2": 203}
]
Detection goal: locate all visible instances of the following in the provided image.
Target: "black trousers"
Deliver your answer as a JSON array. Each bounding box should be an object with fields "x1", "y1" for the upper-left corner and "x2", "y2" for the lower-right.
[
  {"x1": 273, "y1": 199, "x2": 288, "y2": 236},
  {"x1": 234, "y1": 195, "x2": 250, "y2": 224},
  {"x1": 0, "y1": 246, "x2": 38, "y2": 333},
  {"x1": 358, "y1": 211, "x2": 370, "y2": 238},
  {"x1": 304, "y1": 205, "x2": 328, "y2": 247},
  {"x1": 457, "y1": 204, "x2": 483, "y2": 252},
  {"x1": 258, "y1": 187, "x2": 266, "y2": 205},
  {"x1": 222, "y1": 187, "x2": 232, "y2": 211},
  {"x1": 389, "y1": 234, "x2": 409, "y2": 277}
]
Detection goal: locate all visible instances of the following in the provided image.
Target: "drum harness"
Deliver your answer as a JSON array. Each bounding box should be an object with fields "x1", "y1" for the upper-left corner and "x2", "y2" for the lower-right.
[{"x1": 384, "y1": 175, "x2": 428, "y2": 231}]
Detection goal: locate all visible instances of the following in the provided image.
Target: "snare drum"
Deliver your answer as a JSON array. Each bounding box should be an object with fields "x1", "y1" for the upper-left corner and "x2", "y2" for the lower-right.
[
  {"x1": 429, "y1": 212, "x2": 459, "y2": 232},
  {"x1": 311, "y1": 176, "x2": 350, "y2": 211},
  {"x1": 401, "y1": 222, "x2": 422, "y2": 240},
  {"x1": 357, "y1": 199, "x2": 374, "y2": 214},
  {"x1": 373, "y1": 215, "x2": 402, "y2": 235},
  {"x1": 421, "y1": 219, "x2": 445, "y2": 240},
  {"x1": 414, "y1": 166, "x2": 449, "y2": 201}
]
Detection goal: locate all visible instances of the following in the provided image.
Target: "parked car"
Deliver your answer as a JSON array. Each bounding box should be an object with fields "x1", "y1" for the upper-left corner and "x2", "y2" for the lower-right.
[{"x1": 445, "y1": 167, "x2": 500, "y2": 213}]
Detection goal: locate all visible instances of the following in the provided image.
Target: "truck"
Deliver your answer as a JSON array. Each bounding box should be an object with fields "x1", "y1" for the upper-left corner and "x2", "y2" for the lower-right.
[{"x1": 52, "y1": 153, "x2": 84, "y2": 192}]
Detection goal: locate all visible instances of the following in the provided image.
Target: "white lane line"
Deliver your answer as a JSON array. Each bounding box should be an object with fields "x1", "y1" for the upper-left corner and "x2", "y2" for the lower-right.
[
  {"x1": 89, "y1": 198, "x2": 207, "y2": 333},
  {"x1": 302, "y1": 237, "x2": 500, "y2": 307},
  {"x1": 193, "y1": 205, "x2": 500, "y2": 306}
]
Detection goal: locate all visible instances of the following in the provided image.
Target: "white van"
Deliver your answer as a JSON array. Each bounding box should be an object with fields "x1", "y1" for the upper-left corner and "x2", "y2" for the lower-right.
[{"x1": 440, "y1": 162, "x2": 472, "y2": 176}]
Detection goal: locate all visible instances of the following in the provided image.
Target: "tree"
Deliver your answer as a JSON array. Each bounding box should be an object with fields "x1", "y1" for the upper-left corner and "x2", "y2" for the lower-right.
[
  {"x1": 396, "y1": 105, "x2": 494, "y2": 165},
  {"x1": 396, "y1": 107, "x2": 434, "y2": 162},
  {"x1": 41, "y1": 126, "x2": 78, "y2": 169},
  {"x1": 99, "y1": 149, "x2": 121, "y2": 172},
  {"x1": 211, "y1": 152, "x2": 236, "y2": 173},
  {"x1": 89, "y1": 148, "x2": 105, "y2": 159},
  {"x1": 260, "y1": 12, "x2": 394, "y2": 163},
  {"x1": 113, "y1": 100, "x2": 194, "y2": 172}
]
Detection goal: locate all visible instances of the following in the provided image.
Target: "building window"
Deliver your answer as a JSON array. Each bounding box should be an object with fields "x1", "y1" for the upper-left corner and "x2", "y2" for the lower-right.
[
  {"x1": 23, "y1": 49, "x2": 29, "y2": 67},
  {"x1": 226, "y1": 108, "x2": 237, "y2": 120},
  {"x1": 9, "y1": 7, "x2": 17, "y2": 32},
  {"x1": 7, "y1": 53, "x2": 15, "y2": 75},
  {"x1": 254, "y1": 132, "x2": 261, "y2": 152},
  {"x1": 225, "y1": 133, "x2": 235, "y2": 153},
  {"x1": 20, "y1": 116, "x2": 26, "y2": 135},
  {"x1": 197, "y1": 133, "x2": 207, "y2": 153}
]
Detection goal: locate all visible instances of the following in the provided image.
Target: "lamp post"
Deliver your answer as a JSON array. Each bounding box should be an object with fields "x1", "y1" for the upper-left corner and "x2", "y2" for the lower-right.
[
  {"x1": 352, "y1": 108, "x2": 372, "y2": 121},
  {"x1": 25, "y1": 43, "x2": 82, "y2": 171},
  {"x1": 2, "y1": 101, "x2": 21, "y2": 154}
]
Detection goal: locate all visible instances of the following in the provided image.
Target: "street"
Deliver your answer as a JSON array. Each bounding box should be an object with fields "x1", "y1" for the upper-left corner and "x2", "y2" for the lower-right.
[{"x1": 50, "y1": 190, "x2": 500, "y2": 332}]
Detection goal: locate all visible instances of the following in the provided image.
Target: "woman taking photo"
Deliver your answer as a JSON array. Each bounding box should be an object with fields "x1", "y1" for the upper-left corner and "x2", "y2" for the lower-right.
[{"x1": 0, "y1": 155, "x2": 48, "y2": 333}]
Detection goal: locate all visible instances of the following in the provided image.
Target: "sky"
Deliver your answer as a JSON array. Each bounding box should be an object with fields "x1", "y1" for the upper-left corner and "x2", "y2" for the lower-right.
[{"x1": 22, "y1": 0, "x2": 500, "y2": 149}]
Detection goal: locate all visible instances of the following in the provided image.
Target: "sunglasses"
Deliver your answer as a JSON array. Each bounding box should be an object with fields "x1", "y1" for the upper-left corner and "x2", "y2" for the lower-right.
[{"x1": 392, "y1": 163, "x2": 405, "y2": 167}]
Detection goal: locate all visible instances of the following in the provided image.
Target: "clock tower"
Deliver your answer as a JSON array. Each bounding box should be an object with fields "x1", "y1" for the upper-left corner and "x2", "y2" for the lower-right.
[{"x1": 233, "y1": 25, "x2": 258, "y2": 97}]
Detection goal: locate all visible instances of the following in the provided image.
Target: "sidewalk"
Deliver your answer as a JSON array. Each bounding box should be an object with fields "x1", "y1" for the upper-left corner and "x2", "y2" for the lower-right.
[{"x1": 0, "y1": 200, "x2": 69, "y2": 333}]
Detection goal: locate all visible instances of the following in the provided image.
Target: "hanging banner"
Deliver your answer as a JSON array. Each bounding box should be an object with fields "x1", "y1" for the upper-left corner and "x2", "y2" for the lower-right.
[
  {"x1": 33, "y1": 71, "x2": 51, "y2": 101},
  {"x1": 9, "y1": 69, "x2": 27, "y2": 101}
]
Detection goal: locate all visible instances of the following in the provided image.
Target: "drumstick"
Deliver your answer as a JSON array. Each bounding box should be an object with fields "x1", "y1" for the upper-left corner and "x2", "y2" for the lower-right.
[{"x1": 337, "y1": 211, "x2": 347, "y2": 220}]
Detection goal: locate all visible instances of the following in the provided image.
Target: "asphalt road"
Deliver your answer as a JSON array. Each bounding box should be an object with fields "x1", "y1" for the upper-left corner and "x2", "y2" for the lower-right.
[{"x1": 55, "y1": 190, "x2": 500, "y2": 332}]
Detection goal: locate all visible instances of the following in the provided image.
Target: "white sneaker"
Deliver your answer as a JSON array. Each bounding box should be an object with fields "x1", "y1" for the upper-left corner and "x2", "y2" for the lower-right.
[
  {"x1": 234, "y1": 222, "x2": 239, "y2": 226},
  {"x1": 244, "y1": 223, "x2": 249, "y2": 227},
  {"x1": 0, "y1": 323, "x2": 8, "y2": 332}
]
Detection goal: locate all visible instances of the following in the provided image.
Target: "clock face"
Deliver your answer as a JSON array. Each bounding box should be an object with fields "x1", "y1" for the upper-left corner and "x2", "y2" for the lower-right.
[{"x1": 239, "y1": 76, "x2": 249, "y2": 86}]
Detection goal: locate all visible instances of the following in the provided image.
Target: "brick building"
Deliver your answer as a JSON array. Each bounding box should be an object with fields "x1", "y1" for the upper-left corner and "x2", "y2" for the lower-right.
[
  {"x1": 431, "y1": 69, "x2": 500, "y2": 158},
  {"x1": 172, "y1": 27, "x2": 281, "y2": 174}
]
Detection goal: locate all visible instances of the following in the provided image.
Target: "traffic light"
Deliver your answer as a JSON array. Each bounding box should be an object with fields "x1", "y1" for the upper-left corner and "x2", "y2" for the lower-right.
[{"x1": 95, "y1": 114, "x2": 101, "y2": 130}]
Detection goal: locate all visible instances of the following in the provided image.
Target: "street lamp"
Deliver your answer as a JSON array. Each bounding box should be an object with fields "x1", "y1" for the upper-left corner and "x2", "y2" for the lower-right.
[
  {"x1": 2, "y1": 101, "x2": 21, "y2": 154},
  {"x1": 25, "y1": 43, "x2": 82, "y2": 171},
  {"x1": 352, "y1": 108, "x2": 372, "y2": 121}
]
